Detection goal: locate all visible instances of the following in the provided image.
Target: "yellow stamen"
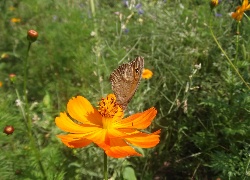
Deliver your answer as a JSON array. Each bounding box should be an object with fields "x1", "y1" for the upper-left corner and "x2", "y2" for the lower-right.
[{"x1": 98, "y1": 94, "x2": 120, "y2": 118}]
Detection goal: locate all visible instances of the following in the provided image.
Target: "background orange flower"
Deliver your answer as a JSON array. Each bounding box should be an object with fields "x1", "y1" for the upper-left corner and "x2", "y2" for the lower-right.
[
  {"x1": 231, "y1": 0, "x2": 250, "y2": 21},
  {"x1": 142, "y1": 68, "x2": 153, "y2": 79}
]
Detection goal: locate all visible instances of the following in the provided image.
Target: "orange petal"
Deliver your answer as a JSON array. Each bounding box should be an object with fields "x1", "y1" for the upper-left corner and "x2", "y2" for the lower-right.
[
  {"x1": 107, "y1": 128, "x2": 145, "y2": 139},
  {"x1": 115, "y1": 107, "x2": 157, "y2": 129},
  {"x1": 55, "y1": 112, "x2": 102, "y2": 133},
  {"x1": 246, "y1": 4, "x2": 250, "y2": 10},
  {"x1": 85, "y1": 129, "x2": 109, "y2": 146},
  {"x1": 105, "y1": 138, "x2": 142, "y2": 158},
  {"x1": 58, "y1": 130, "x2": 111, "y2": 149},
  {"x1": 57, "y1": 134, "x2": 92, "y2": 148},
  {"x1": 107, "y1": 128, "x2": 130, "y2": 138},
  {"x1": 243, "y1": 0, "x2": 249, "y2": 8},
  {"x1": 67, "y1": 96, "x2": 102, "y2": 125},
  {"x1": 125, "y1": 130, "x2": 161, "y2": 148},
  {"x1": 231, "y1": 12, "x2": 243, "y2": 21}
]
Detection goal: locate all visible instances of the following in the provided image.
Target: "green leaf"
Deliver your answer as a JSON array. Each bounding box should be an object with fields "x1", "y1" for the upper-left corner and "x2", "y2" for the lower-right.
[{"x1": 122, "y1": 166, "x2": 137, "y2": 180}]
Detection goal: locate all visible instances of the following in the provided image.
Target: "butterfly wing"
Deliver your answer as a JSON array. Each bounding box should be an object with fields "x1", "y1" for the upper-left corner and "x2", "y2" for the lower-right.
[{"x1": 110, "y1": 56, "x2": 144, "y2": 110}]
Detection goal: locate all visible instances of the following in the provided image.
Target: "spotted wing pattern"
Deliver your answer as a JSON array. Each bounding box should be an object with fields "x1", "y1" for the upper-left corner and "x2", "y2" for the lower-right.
[{"x1": 110, "y1": 57, "x2": 144, "y2": 110}]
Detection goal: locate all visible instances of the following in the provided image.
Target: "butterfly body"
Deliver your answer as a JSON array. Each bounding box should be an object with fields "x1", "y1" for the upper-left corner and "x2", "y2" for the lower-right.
[{"x1": 110, "y1": 57, "x2": 144, "y2": 110}]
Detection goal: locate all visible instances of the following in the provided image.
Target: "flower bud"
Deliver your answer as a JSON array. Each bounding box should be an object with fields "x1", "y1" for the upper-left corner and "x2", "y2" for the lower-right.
[
  {"x1": 3, "y1": 125, "x2": 15, "y2": 135},
  {"x1": 27, "y1": 30, "x2": 38, "y2": 42},
  {"x1": 9, "y1": 73, "x2": 16, "y2": 83},
  {"x1": 1, "y1": 53, "x2": 9, "y2": 59}
]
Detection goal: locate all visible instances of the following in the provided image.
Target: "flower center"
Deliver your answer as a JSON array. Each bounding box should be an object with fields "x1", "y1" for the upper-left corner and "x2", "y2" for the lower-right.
[{"x1": 98, "y1": 94, "x2": 121, "y2": 118}]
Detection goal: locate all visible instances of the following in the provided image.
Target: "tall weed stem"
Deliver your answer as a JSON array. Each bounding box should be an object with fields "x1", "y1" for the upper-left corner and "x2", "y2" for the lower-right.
[
  {"x1": 89, "y1": 0, "x2": 103, "y2": 96},
  {"x1": 235, "y1": 22, "x2": 240, "y2": 62},
  {"x1": 90, "y1": 2, "x2": 107, "y2": 179},
  {"x1": 209, "y1": 20, "x2": 250, "y2": 90},
  {"x1": 103, "y1": 152, "x2": 108, "y2": 180},
  {"x1": 20, "y1": 38, "x2": 47, "y2": 179}
]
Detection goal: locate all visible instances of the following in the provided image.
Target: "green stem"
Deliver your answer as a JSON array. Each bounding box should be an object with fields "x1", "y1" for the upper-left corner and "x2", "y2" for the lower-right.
[
  {"x1": 103, "y1": 151, "x2": 108, "y2": 180},
  {"x1": 244, "y1": 12, "x2": 250, "y2": 21},
  {"x1": 15, "y1": 89, "x2": 28, "y2": 128},
  {"x1": 90, "y1": 0, "x2": 95, "y2": 18},
  {"x1": 235, "y1": 22, "x2": 240, "y2": 62},
  {"x1": 89, "y1": 0, "x2": 97, "y2": 38},
  {"x1": 244, "y1": 156, "x2": 250, "y2": 179},
  {"x1": 23, "y1": 41, "x2": 32, "y2": 143},
  {"x1": 89, "y1": 0, "x2": 103, "y2": 96},
  {"x1": 22, "y1": 40, "x2": 47, "y2": 179},
  {"x1": 23, "y1": 42, "x2": 31, "y2": 99}
]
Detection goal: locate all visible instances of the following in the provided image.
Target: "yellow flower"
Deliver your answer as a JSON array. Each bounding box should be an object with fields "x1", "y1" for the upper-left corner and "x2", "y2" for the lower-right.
[
  {"x1": 0, "y1": 81, "x2": 2, "y2": 87},
  {"x1": 11, "y1": 18, "x2": 21, "y2": 23},
  {"x1": 142, "y1": 69, "x2": 153, "y2": 79},
  {"x1": 231, "y1": 0, "x2": 250, "y2": 21},
  {"x1": 55, "y1": 94, "x2": 160, "y2": 158},
  {"x1": 210, "y1": 0, "x2": 219, "y2": 9}
]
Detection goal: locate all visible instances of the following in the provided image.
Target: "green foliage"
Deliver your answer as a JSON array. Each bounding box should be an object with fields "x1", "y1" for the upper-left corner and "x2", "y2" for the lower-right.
[{"x1": 1, "y1": 0, "x2": 250, "y2": 179}]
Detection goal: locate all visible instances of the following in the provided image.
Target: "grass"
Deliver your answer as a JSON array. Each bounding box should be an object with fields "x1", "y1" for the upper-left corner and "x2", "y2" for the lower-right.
[{"x1": 1, "y1": 0, "x2": 250, "y2": 179}]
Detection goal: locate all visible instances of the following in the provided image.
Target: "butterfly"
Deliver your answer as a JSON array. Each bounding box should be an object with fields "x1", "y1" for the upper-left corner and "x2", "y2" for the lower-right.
[{"x1": 110, "y1": 56, "x2": 144, "y2": 110}]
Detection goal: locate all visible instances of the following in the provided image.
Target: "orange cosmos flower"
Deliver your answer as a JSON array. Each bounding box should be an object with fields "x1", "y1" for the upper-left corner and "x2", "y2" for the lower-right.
[
  {"x1": 55, "y1": 94, "x2": 160, "y2": 158},
  {"x1": 231, "y1": 0, "x2": 250, "y2": 21},
  {"x1": 142, "y1": 69, "x2": 153, "y2": 79}
]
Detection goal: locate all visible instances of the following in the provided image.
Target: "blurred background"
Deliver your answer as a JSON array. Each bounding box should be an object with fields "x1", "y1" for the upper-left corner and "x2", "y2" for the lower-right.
[{"x1": 1, "y1": 0, "x2": 250, "y2": 179}]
